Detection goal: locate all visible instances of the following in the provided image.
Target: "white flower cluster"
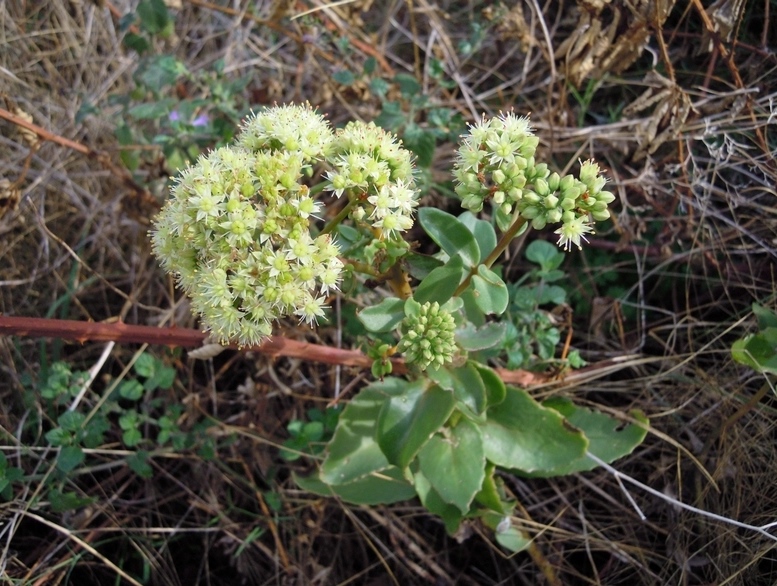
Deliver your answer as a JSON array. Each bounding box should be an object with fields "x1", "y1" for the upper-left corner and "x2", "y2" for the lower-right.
[
  {"x1": 325, "y1": 121, "x2": 419, "y2": 238},
  {"x1": 238, "y1": 103, "x2": 334, "y2": 162},
  {"x1": 453, "y1": 112, "x2": 615, "y2": 250},
  {"x1": 152, "y1": 105, "x2": 342, "y2": 347}
]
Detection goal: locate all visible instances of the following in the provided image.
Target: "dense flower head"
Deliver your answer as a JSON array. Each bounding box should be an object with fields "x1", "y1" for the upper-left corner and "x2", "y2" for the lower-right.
[
  {"x1": 238, "y1": 103, "x2": 335, "y2": 162},
  {"x1": 399, "y1": 301, "x2": 457, "y2": 371},
  {"x1": 325, "y1": 121, "x2": 419, "y2": 238},
  {"x1": 453, "y1": 112, "x2": 614, "y2": 250},
  {"x1": 573, "y1": 160, "x2": 616, "y2": 222},
  {"x1": 152, "y1": 140, "x2": 342, "y2": 347},
  {"x1": 453, "y1": 111, "x2": 540, "y2": 215}
]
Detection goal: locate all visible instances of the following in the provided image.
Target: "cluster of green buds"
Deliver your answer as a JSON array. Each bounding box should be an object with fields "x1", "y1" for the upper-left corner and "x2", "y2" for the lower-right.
[
  {"x1": 325, "y1": 121, "x2": 418, "y2": 238},
  {"x1": 152, "y1": 104, "x2": 342, "y2": 347},
  {"x1": 453, "y1": 111, "x2": 614, "y2": 251},
  {"x1": 398, "y1": 300, "x2": 458, "y2": 371},
  {"x1": 453, "y1": 112, "x2": 540, "y2": 215}
]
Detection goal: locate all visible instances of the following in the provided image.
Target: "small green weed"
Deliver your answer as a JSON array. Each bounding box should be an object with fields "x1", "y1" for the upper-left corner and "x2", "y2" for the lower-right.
[{"x1": 280, "y1": 406, "x2": 343, "y2": 462}]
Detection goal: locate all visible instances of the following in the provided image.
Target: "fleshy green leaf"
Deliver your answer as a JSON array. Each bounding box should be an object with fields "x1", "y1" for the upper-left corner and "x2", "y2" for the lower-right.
[
  {"x1": 357, "y1": 297, "x2": 407, "y2": 333},
  {"x1": 481, "y1": 386, "x2": 587, "y2": 473},
  {"x1": 470, "y1": 265, "x2": 509, "y2": 315},
  {"x1": 753, "y1": 303, "x2": 777, "y2": 330},
  {"x1": 474, "y1": 463, "x2": 509, "y2": 513},
  {"x1": 115, "y1": 124, "x2": 140, "y2": 170},
  {"x1": 418, "y1": 208, "x2": 480, "y2": 268},
  {"x1": 459, "y1": 288, "x2": 486, "y2": 326},
  {"x1": 458, "y1": 212, "x2": 497, "y2": 262},
  {"x1": 405, "y1": 253, "x2": 444, "y2": 280},
  {"x1": 294, "y1": 467, "x2": 416, "y2": 505},
  {"x1": 414, "y1": 254, "x2": 468, "y2": 305},
  {"x1": 321, "y1": 386, "x2": 392, "y2": 485},
  {"x1": 448, "y1": 362, "x2": 487, "y2": 415},
  {"x1": 418, "y1": 419, "x2": 485, "y2": 513},
  {"x1": 456, "y1": 321, "x2": 507, "y2": 351},
  {"x1": 413, "y1": 470, "x2": 465, "y2": 534},
  {"x1": 473, "y1": 363, "x2": 506, "y2": 407},
  {"x1": 376, "y1": 379, "x2": 455, "y2": 469},
  {"x1": 528, "y1": 398, "x2": 648, "y2": 476}
]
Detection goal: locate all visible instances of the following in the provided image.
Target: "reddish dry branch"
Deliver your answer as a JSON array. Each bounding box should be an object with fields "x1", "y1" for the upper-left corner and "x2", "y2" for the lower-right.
[
  {"x1": 0, "y1": 315, "x2": 404, "y2": 370},
  {"x1": 0, "y1": 107, "x2": 89, "y2": 155},
  {"x1": 0, "y1": 316, "x2": 206, "y2": 347},
  {"x1": 0, "y1": 316, "x2": 554, "y2": 385}
]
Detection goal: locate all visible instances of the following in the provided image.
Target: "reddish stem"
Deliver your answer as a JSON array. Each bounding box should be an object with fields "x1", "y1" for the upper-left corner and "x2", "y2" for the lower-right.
[{"x1": 0, "y1": 316, "x2": 633, "y2": 388}]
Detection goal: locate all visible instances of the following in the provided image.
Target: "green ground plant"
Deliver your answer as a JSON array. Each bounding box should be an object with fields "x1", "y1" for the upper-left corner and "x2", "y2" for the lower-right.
[
  {"x1": 149, "y1": 103, "x2": 647, "y2": 550},
  {"x1": 3, "y1": 0, "x2": 776, "y2": 583}
]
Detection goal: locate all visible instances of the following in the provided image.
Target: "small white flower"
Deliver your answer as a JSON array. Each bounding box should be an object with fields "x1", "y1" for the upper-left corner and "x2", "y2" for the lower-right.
[
  {"x1": 318, "y1": 259, "x2": 343, "y2": 295},
  {"x1": 373, "y1": 213, "x2": 413, "y2": 236},
  {"x1": 467, "y1": 116, "x2": 494, "y2": 145},
  {"x1": 389, "y1": 180, "x2": 418, "y2": 213},
  {"x1": 498, "y1": 111, "x2": 532, "y2": 136},
  {"x1": 325, "y1": 170, "x2": 349, "y2": 198},
  {"x1": 285, "y1": 236, "x2": 316, "y2": 262},
  {"x1": 368, "y1": 186, "x2": 393, "y2": 219},
  {"x1": 555, "y1": 216, "x2": 595, "y2": 251},
  {"x1": 295, "y1": 295, "x2": 328, "y2": 325}
]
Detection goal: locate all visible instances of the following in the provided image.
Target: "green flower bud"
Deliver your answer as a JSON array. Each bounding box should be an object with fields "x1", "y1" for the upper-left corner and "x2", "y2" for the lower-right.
[
  {"x1": 534, "y1": 178, "x2": 549, "y2": 197},
  {"x1": 399, "y1": 301, "x2": 457, "y2": 371},
  {"x1": 547, "y1": 172, "x2": 561, "y2": 192}
]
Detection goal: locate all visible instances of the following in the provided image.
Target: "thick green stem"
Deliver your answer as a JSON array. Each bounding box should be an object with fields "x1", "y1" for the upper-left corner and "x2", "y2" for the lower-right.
[
  {"x1": 345, "y1": 260, "x2": 379, "y2": 278},
  {"x1": 320, "y1": 198, "x2": 357, "y2": 236},
  {"x1": 453, "y1": 215, "x2": 528, "y2": 297},
  {"x1": 308, "y1": 180, "x2": 328, "y2": 196},
  {"x1": 483, "y1": 215, "x2": 528, "y2": 268}
]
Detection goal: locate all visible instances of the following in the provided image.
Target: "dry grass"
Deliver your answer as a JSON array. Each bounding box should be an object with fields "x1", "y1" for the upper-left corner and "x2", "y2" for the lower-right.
[{"x1": 1, "y1": 0, "x2": 776, "y2": 584}]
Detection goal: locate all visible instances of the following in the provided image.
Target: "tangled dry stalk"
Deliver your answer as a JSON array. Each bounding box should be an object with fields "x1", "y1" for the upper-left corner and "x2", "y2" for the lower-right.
[{"x1": 1, "y1": 0, "x2": 776, "y2": 584}]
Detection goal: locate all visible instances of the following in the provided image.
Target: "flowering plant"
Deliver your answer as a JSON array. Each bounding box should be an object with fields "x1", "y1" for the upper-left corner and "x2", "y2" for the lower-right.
[{"x1": 151, "y1": 104, "x2": 646, "y2": 550}]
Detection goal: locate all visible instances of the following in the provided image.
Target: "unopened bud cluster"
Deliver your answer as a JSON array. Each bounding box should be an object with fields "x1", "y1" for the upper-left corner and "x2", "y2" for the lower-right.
[
  {"x1": 399, "y1": 301, "x2": 457, "y2": 371},
  {"x1": 152, "y1": 104, "x2": 342, "y2": 346},
  {"x1": 453, "y1": 112, "x2": 615, "y2": 250},
  {"x1": 325, "y1": 121, "x2": 418, "y2": 237}
]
